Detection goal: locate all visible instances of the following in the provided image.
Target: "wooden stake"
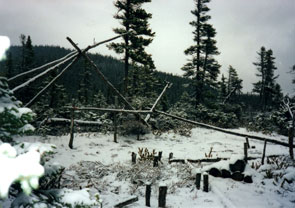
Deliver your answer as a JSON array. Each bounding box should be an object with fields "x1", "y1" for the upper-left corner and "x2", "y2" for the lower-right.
[
  {"x1": 68, "y1": 102, "x2": 75, "y2": 149},
  {"x1": 145, "y1": 183, "x2": 151, "y2": 207},
  {"x1": 153, "y1": 156, "x2": 159, "y2": 167},
  {"x1": 288, "y1": 127, "x2": 294, "y2": 160},
  {"x1": 195, "y1": 172, "x2": 201, "y2": 190},
  {"x1": 261, "y1": 139, "x2": 267, "y2": 165},
  {"x1": 168, "y1": 152, "x2": 173, "y2": 160},
  {"x1": 158, "y1": 151, "x2": 163, "y2": 161},
  {"x1": 114, "y1": 96, "x2": 118, "y2": 143},
  {"x1": 131, "y1": 152, "x2": 136, "y2": 164},
  {"x1": 158, "y1": 185, "x2": 167, "y2": 207},
  {"x1": 203, "y1": 173, "x2": 209, "y2": 192},
  {"x1": 246, "y1": 137, "x2": 250, "y2": 149},
  {"x1": 244, "y1": 142, "x2": 248, "y2": 163}
]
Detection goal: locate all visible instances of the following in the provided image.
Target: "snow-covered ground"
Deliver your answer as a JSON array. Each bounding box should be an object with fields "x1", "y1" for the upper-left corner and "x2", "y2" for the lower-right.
[{"x1": 17, "y1": 127, "x2": 295, "y2": 207}]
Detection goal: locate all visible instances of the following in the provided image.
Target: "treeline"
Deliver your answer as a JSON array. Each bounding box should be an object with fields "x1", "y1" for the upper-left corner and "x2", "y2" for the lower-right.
[{"x1": 0, "y1": 44, "x2": 192, "y2": 107}]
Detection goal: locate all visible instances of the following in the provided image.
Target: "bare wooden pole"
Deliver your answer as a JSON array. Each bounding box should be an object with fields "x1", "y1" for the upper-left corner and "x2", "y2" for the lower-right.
[
  {"x1": 144, "y1": 82, "x2": 172, "y2": 122},
  {"x1": 155, "y1": 110, "x2": 292, "y2": 148},
  {"x1": 203, "y1": 173, "x2": 209, "y2": 192},
  {"x1": 114, "y1": 96, "x2": 118, "y2": 143},
  {"x1": 244, "y1": 142, "x2": 248, "y2": 163},
  {"x1": 289, "y1": 127, "x2": 294, "y2": 160},
  {"x1": 8, "y1": 51, "x2": 78, "y2": 83},
  {"x1": 66, "y1": 37, "x2": 150, "y2": 127},
  {"x1": 63, "y1": 106, "x2": 151, "y2": 114},
  {"x1": 25, "y1": 55, "x2": 80, "y2": 107},
  {"x1": 246, "y1": 137, "x2": 250, "y2": 148},
  {"x1": 12, "y1": 53, "x2": 78, "y2": 93},
  {"x1": 261, "y1": 139, "x2": 267, "y2": 165},
  {"x1": 69, "y1": 102, "x2": 76, "y2": 149}
]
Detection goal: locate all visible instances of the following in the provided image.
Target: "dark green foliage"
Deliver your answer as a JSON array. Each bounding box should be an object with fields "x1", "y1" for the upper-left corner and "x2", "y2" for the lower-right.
[
  {"x1": 108, "y1": 0, "x2": 155, "y2": 95},
  {"x1": 253, "y1": 47, "x2": 280, "y2": 111},
  {"x1": 182, "y1": 0, "x2": 220, "y2": 107},
  {"x1": 0, "y1": 77, "x2": 35, "y2": 142}
]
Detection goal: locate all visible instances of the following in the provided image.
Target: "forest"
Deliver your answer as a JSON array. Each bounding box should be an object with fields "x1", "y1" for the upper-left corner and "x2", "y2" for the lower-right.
[{"x1": 0, "y1": 0, "x2": 295, "y2": 207}]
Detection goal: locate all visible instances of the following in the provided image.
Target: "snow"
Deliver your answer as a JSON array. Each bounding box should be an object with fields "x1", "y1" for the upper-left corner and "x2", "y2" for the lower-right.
[
  {"x1": 0, "y1": 143, "x2": 44, "y2": 197},
  {"x1": 0, "y1": 36, "x2": 10, "y2": 61},
  {"x1": 7, "y1": 127, "x2": 295, "y2": 207},
  {"x1": 59, "y1": 188, "x2": 98, "y2": 207}
]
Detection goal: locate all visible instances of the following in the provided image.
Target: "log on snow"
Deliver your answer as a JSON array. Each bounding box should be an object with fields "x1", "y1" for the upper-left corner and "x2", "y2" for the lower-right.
[
  {"x1": 114, "y1": 196, "x2": 138, "y2": 208},
  {"x1": 155, "y1": 110, "x2": 292, "y2": 148}
]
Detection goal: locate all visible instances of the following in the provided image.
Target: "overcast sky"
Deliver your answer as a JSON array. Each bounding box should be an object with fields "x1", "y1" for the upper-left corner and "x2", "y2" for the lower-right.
[{"x1": 0, "y1": 0, "x2": 294, "y2": 94}]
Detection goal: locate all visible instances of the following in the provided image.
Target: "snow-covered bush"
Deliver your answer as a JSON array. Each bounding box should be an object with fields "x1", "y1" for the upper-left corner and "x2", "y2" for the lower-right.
[
  {"x1": 0, "y1": 77, "x2": 35, "y2": 142},
  {"x1": 0, "y1": 143, "x2": 44, "y2": 198}
]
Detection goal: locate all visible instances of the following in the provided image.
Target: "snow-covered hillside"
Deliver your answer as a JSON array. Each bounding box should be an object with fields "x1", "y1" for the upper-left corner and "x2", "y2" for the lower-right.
[{"x1": 15, "y1": 127, "x2": 295, "y2": 207}]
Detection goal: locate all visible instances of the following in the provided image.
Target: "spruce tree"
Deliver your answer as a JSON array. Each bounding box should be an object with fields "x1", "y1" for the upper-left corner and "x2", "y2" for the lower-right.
[
  {"x1": 78, "y1": 57, "x2": 92, "y2": 105},
  {"x1": 108, "y1": 0, "x2": 155, "y2": 95},
  {"x1": 182, "y1": 0, "x2": 220, "y2": 107},
  {"x1": 227, "y1": 65, "x2": 242, "y2": 98},
  {"x1": 253, "y1": 47, "x2": 278, "y2": 110}
]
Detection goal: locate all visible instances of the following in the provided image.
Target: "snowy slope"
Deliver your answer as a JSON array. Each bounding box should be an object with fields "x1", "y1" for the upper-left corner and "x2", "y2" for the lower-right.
[{"x1": 17, "y1": 127, "x2": 295, "y2": 208}]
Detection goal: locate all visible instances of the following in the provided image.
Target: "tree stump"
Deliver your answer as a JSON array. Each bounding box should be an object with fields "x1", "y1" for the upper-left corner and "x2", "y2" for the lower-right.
[{"x1": 158, "y1": 185, "x2": 167, "y2": 207}]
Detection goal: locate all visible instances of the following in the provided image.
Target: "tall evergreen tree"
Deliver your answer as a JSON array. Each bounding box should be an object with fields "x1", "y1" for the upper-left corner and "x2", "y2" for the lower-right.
[
  {"x1": 219, "y1": 74, "x2": 227, "y2": 100},
  {"x1": 253, "y1": 47, "x2": 278, "y2": 110},
  {"x1": 108, "y1": 0, "x2": 155, "y2": 95},
  {"x1": 182, "y1": 0, "x2": 220, "y2": 107}
]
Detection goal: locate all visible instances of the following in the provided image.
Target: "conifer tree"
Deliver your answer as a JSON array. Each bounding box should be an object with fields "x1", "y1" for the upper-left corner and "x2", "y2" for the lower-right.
[
  {"x1": 227, "y1": 65, "x2": 242, "y2": 97},
  {"x1": 182, "y1": 0, "x2": 220, "y2": 107},
  {"x1": 219, "y1": 74, "x2": 227, "y2": 100},
  {"x1": 253, "y1": 47, "x2": 278, "y2": 110},
  {"x1": 108, "y1": 0, "x2": 155, "y2": 95}
]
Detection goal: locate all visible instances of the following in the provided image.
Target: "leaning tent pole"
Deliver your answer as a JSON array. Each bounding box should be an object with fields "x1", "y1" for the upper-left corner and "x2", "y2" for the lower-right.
[
  {"x1": 8, "y1": 51, "x2": 78, "y2": 83},
  {"x1": 25, "y1": 55, "x2": 80, "y2": 107},
  {"x1": 12, "y1": 53, "x2": 78, "y2": 93},
  {"x1": 144, "y1": 82, "x2": 172, "y2": 122},
  {"x1": 66, "y1": 37, "x2": 150, "y2": 127}
]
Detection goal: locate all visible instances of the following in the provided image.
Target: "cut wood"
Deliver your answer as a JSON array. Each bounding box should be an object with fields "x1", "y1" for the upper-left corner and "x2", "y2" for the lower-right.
[
  {"x1": 114, "y1": 196, "x2": 138, "y2": 208},
  {"x1": 155, "y1": 110, "x2": 292, "y2": 148}
]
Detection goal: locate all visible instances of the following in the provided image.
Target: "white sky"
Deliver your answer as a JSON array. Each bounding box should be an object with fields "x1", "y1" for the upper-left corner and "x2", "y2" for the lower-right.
[{"x1": 0, "y1": 0, "x2": 294, "y2": 93}]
